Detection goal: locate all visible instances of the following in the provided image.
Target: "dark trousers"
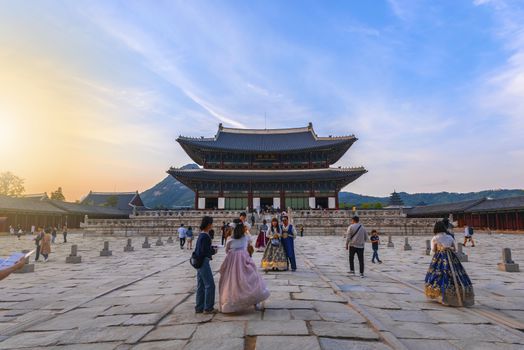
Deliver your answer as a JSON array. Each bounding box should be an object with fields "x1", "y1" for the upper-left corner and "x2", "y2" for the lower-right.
[
  {"x1": 349, "y1": 246, "x2": 364, "y2": 274},
  {"x1": 372, "y1": 248, "x2": 380, "y2": 262},
  {"x1": 35, "y1": 245, "x2": 41, "y2": 261},
  {"x1": 63, "y1": 232, "x2": 67, "y2": 243},
  {"x1": 195, "y1": 258, "x2": 215, "y2": 312},
  {"x1": 180, "y1": 237, "x2": 186, "y2": 249}
]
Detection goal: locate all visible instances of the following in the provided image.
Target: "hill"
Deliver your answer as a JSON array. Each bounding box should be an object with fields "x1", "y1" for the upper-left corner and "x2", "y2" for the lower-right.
[{"x1": 140, "y1": 163, "x2": 524, "y2": 208}]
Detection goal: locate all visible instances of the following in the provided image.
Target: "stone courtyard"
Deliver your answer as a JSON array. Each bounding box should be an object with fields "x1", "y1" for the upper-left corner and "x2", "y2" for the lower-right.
[{"x1": 0, "y1": 232, "x2": 523, "y2": 349}]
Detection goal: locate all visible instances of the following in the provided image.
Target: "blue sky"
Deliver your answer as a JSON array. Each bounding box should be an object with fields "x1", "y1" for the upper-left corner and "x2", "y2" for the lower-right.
[{"x1": 1, "y1": 0, "x2": 523, "y2": 199}]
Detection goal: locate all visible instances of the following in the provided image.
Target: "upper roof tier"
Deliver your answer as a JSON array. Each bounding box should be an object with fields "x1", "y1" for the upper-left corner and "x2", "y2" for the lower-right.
[{"x1": 177, "y1": 123, "x2": 357, "y2": 166}]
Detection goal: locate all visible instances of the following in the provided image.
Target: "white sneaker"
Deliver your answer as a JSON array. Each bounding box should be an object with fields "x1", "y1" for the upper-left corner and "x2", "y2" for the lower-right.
[{"x1": 360, "y1": 273, "x2": 364, "y2": 278}]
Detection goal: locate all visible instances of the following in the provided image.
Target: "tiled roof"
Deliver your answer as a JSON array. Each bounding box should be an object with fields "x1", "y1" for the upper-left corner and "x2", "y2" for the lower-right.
[
  {"x1": 80, "y1": 192, "x2": 144, "y2": 212},
  {"x1": 168, "y1": 167, "x2": 366, "y2": 188},
  {"x1": 465, "y1": 196, "x2": 524, "y2": 212},
  {"x1": 47, "y1": 200, "x2": 129, "y2": 216},
  {"x1": 177, "y1": 124, "x2": 356, "y2": 156},
  {"x1": 405, "y1": 198, "x2": 486, "y2": 216},
  {"x1": 0, "y1": 195, "x2": 66, "y2": 214}
]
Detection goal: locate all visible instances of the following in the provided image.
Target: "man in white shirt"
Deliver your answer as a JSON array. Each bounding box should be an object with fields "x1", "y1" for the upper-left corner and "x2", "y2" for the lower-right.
[
  {"x1": 178, "y1": 224, "x2": 187, "y2": 250},
  {"x1": 345, "y1": 216, "x2": 368, "y2": 278}
]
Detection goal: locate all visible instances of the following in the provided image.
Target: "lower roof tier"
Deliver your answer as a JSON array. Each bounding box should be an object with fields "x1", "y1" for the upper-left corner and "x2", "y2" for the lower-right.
[{"x1": 168, "y1": 167, "x2": 367, "y2": 190}]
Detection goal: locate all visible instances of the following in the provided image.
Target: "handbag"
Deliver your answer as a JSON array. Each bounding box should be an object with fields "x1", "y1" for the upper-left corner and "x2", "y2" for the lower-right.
[{"x1": 189, "y1": 251, "x2": 204, "y2": 269}]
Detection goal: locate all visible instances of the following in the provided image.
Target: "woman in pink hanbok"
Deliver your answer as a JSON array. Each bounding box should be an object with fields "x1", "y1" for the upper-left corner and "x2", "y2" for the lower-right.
[{"x1": 219, "y1": 221, "x2": 270, "y2": 313}]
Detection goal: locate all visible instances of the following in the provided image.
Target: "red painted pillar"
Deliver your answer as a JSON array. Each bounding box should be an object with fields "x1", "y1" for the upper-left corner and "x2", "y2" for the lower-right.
[
  {"x1": 335, "y1": 191, "x2": 339, "y2": 210},
  {"x1": 195, "y1": 190, "x2": 199, "y2": 210},
  {"x1": 516, "y1": 211, "x2": 520, "y2": 231},
  {"x1": 505, "y1": 213, "x2": 509, "y2": 230}
]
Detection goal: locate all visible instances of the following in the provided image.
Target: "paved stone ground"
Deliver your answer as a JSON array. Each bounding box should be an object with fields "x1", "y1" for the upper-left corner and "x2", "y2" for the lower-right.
[{"x1": 0, "y1": 232, "x2": 523, "y2": 349}]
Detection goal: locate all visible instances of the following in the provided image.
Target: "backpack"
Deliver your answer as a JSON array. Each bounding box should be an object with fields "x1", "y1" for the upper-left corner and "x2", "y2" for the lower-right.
[
  {"x1": 468, "y1": 227, "x2": 474, "y2": 235},
  {"x1": 189, "y1": 251, "x2": 203, "y2": 269}
]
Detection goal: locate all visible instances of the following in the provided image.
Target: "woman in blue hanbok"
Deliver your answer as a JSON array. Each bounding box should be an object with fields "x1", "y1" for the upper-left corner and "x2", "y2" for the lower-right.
[{"x1": 424, "y1": 221, "x2": 474, "y2": 307}]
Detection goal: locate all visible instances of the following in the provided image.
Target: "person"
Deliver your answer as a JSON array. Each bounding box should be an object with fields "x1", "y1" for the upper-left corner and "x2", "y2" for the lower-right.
[
  {"x1": 178, "y1": 224, "x2": 187, "y2": 249},
  {"x1": 300, "y1": 225, "x2": 304, "y2": 237},
  {"x1": 34, "y1": 228, "x2": 44, "y2": 262},
  {"x1": 221, "y1": 221, "x2": 227, "y2": 246},
  {"x1": 51, "y1": 227, "x2": 57, "y2": 244},
  {"x1": 186, "y1": 226, "x2": 194, "y2": 250},
  {"x1": 9, "y1": 225, "x2": 14, "y2": 237},
  {"x1": 425, "y1": 221, "x2": 474, "y2": 307},
  {"x1": 463, "y1": 225, "x2": 475, "y2": 247},
  {"x1": 255, "y1": 219, "x2": 269, "y2": 252},
  {"x1": 16, "y1": 226, "x2": 22, "y2": 240},
  {"x1": 219, "y1": 221, "x2": 270, "y2": 313},
  {"x1": 261, "y1": 218, "x2": 288, "y2": 271},
  {"x1": 40, "y1": 229, "x2": 52, "y2": 262},
  {"x1": 250, "y1": 212, "x2": 256, "y2": 227},
  {"x1": 0, "y1": 256, "x2": 26, "y2": 281},
  {"x1": 281, "y1": 215, "x2": 297, "y2": 271},
  {"x1": 239, "y1": 212, "x2": 247, "y2": 224},
  {"x1": 194, "y1": 216, "x2": 218, "y2": 314},
  {"x1": 370, "y1": 230, "x2": 382, "y2": 264},
  {"x1": 345, "y1": 216, "x2": 368, "y2": 278},
  {"x1": 442, "y1": 217, "x2": 455, "y2": 239},
  {"x1": 31, "y1": 225, "x2": 36, "y2": 235},
  {"x1": 62, "y1": 225, "x2": 68, "y2": 243}
]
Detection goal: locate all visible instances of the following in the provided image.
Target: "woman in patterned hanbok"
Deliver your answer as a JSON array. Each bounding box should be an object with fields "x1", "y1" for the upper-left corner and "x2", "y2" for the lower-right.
[
  {"x1": 261, "y1": 218, "x2": 288, "y2": 271},
  {"x1": 424, "y1": 221, "x2": 474, "y2": 307}
]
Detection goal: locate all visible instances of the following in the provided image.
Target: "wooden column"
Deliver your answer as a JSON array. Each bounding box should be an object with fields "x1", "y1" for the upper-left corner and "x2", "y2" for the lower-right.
[
  {"x1": 486, "y1": 212, "x2": 490, "y2": 229},
  {"x1": 505, "y1": 212, "x2": 509, "y2": 230},
  {"x1": 516, "y1": 211, "x2": 520, "y2": 231},
  {"x1": 195, "y1": 190, "x2": 199, "y2": 210}
]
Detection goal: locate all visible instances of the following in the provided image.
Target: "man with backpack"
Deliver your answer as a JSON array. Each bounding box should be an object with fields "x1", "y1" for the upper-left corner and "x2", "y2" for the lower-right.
[
  {"x1": 345, "y1": 216, "x2": 368, "y2": 278},
  {"x1": 463, "y1": 225, "x2": 475, "y2": 247}
]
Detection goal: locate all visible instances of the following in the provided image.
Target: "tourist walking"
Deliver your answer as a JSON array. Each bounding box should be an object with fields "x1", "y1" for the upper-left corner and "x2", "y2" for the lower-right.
[
  {"x1": 186, "y1": 226, "x2": 194, "y2": 250},
  {"x1": 425, "y1": 221, "x2": 474, "y2": 307},
  {"x1": 281, "y1": 215, "x2": 297, "y2": 271},
  {"x1": 345, "y1": 216, "x2": 368, "y2": 278},
  {"x1": 463, "y1": 225, "x2": 475, "y2": 247},
  {"x1": 40, "y1": 230, "x2": 52, "y2": 262},
  {"x1": 62, "y1": 225, "x2": 68, "y2": 243},
  {"x1": 9, "y1": 225, "x2": 14, "y2": 237},
  {"x1": 51, "y1": 227, "x2": 57, "y2": 244},
  {"x1": 255, "y1": 219, "x2": 269, "y2": 252},
  {"x1": 16, "y1": 226, "x2": 22, "y2": 239},
  {"x1": 370, "y1": 230, "x2": 382, "y2": 264},
  {"x1": 34, "y1": 228, "x2": 44, "y2": 262},
  {"x1": 261, "y1": 218, "x2": 288, "y2": 271},
  {"x1": 250, "y1": 212, "x2": 256, "y2": 227},
  {"x1": 178, "y1": 224, "x2": 187, "y2": 249},
  {"x1": 194, "y1": 216, "x2": 218, "y2": 314},
  {"x1": 221, "y1": 221, "x2": 227, "y2": 246},
  {"x1": 239, "y1": 212, "x2": 247, "y2": 224},
  {"x1": 219, "y1": 221, "x2": 270, "y2": 313}
]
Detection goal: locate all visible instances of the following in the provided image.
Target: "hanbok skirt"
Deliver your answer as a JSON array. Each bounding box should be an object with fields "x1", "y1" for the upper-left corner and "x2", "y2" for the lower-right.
[
  {"x1": 219, "y1": 249, "x2": 270, "y2": 313},
  {"x1": 255, "y1": 231, "x2": 267, "y2": 251},
  {"x1": 261, "y1": 241, "x2": 288, "y2": 271},
  {"x1": 424, "y1": 248, "x2": 474, "y2": 307}
]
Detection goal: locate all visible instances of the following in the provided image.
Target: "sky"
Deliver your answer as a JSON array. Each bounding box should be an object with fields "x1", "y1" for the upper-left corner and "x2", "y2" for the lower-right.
[{"x1": 1, "y1": 0, "x2": 523, "y2": 201}]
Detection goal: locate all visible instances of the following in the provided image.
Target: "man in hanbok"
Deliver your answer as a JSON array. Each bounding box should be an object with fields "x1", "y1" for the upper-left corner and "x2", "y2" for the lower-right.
[{"x1": 281, "y1": 215, "x2": 297, "y2": 271}]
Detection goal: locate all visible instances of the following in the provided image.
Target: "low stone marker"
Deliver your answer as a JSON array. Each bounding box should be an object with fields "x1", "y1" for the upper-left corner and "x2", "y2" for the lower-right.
[
  {"x1": 455, "y1": 243, "x2": 468, "y2": 262},
  {"x1": 100, "y1": 241, "x2": 112, "y2": 256},
  {"x1": 425, "y1": 240, "x2": 431, "y2": 255},
  {"x1": 387, "y1": 235, "x2": 394, "y2": 248},
  {"x1": 66, "y1": 245, "x2": 82, "y2": 264},
  {"x1": 14, "y1": 249, "x2": 35, "y2": 273},
  {"x1": 167, "y1": 236, "x2": 174, "y2": 244},
  {"x1": 142, "y1": 237, "x2": 151, "y2": 248},
  {"x1": 497, "y1": 248, "x2": 519, "y2": 272},
  {"x1": 403, "y1": 237, "x2": 412, "y2": 251},
  {"x1": 155, "y1": 235, "x2": 164, "y2": 246},
  {"x1": 124, "y1": 239, "x2": 134, "y2": 252}
]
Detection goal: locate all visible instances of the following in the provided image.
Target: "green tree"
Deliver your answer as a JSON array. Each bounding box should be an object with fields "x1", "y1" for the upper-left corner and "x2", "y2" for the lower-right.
[
  {"x1": 0, "y1": 172, "x2": 25, "y2": 197},
  {"x1": 360, "y1": 203, "x2": 371, "y2": 209},
  {"x1": 374, "y1": 202, "x2": 383, "y2": 209},
  {"x1": 50, "y1": 187, "x2": 65, "y2": 201},
  {"x1": 105, "y1": 195, "x2": 118, "y2": 207}
]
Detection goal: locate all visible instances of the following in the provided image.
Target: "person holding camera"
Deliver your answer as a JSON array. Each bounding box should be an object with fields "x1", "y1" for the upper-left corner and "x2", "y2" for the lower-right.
[{"x1": 194, "y1": 216, "x2": 218, "y2": 314}]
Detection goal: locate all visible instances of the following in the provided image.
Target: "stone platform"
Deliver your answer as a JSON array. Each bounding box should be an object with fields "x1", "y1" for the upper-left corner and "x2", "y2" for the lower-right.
[{"x1": 0, "y1": 233, "x2": 523, "y2": 349}]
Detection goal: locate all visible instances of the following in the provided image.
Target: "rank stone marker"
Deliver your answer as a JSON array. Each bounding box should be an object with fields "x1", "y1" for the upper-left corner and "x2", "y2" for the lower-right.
[
  {"x1": 403, "y1": 237, "x2": 412, "y2": 251},
  {"x1": 425, "y1": 239, "x2": 431, "y2": 255},
  {"x1": 167, "y1": 236, "x2": 174, "y2": 244},
  {"x1": 387, "y1": 235, "x2": 394, "y2": 248},
  {"x1": 456, "y1": 243, "x2": 468, "y2": 262},
  {"x1": 100, "y1": 241, "x2": 112, "y2": 256},
  {"x1": 497, "y1": 248, "x2": 520, "y2": 272},
  {"x1": 142, "y1": 236, "x2": 151, "y2": 248},
  {"x1": 14, "y1": 249, "x2": 35, "y2": 273},
  {"x1": 124, "y1": 238, "x2": 134, "y2": 252},
  {"x1": 65, "y1": 244, "x2": 82, "y2": 264},
  {"x1": 155, "y1": 235, "x2": 164, "y2": 246}
]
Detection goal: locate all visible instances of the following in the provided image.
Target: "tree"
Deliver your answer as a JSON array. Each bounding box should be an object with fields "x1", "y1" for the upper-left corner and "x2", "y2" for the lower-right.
[
  {"x1": 374, "y1": 202, "x2": 383, "y2": 209},
  {"x1": 360, "y1": 203, "x2": 371, "y2": 209},
  {"x1": 105, "y1": 195, "x2": 118, "y2": 207},
  {"x1": 0, "y1": 172, "x2": 25, "y2": 197},
  {"x1": 50, "y1": 187, "x2": 65, "y2": 201}
]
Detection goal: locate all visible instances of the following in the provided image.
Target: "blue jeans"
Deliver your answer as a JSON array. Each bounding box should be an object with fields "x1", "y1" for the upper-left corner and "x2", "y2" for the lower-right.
[
  {"x1": 195, "y1": 258, "x2": 215, "y2": 312},
  {"x1": 372, "y1": 248, "x2": 380, "y2": 262}
]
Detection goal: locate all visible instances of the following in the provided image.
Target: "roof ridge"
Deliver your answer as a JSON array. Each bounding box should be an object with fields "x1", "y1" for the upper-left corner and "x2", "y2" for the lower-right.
[{"x1": 88, "y1": 191, "x2": 136, "y2": 195}]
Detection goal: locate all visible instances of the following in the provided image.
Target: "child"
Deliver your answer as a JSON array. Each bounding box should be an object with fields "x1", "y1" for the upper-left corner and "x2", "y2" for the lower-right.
[{"x1": 370, "y1": 230, "x2": 382, "y2": 264}]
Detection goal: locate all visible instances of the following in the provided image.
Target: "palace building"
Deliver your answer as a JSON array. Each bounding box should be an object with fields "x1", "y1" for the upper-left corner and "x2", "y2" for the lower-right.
[{"x1": 168, "y1": 123, "x2": 366, "y2": 210}]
